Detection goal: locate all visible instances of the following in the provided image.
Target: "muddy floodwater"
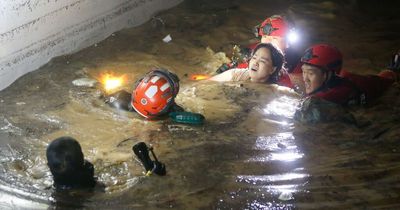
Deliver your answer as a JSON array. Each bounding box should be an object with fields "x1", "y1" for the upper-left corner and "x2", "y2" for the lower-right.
[{"x1": 1, "y1": 0, "x2": 400, "y2": 209}]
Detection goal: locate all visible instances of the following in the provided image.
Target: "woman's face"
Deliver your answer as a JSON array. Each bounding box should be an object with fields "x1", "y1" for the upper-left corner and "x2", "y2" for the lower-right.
[
  {"x1": 248, "y1": 47, "x2": 276, "y2": 83},
  {"x1": 301, "y1": 64, "x2": 326, "y2": 94}
]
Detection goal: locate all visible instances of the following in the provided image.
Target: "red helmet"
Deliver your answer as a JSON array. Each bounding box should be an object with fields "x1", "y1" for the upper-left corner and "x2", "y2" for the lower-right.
[
  {"x1": 301, "y1": 44, "x2": 343, "y2": 74},
  {"x1": 255, "y1": 15, "x2": 289, "y2": 38},
  {"x1": 131, "y1": 69, "x2": 179, "y2": 119}
]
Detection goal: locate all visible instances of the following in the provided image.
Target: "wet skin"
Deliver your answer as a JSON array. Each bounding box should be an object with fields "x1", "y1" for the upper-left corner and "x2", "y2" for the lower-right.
[
  {"x1": 301, "y1": 64, "x2": 327, "y2": 94},
  {"x1": 248, "y1": 47, "x2": 277, "y2": 83}
]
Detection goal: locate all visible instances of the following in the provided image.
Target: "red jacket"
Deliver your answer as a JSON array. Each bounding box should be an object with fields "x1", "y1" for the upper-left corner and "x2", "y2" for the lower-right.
[
  {"x1": 310, "y1": 76, "x2": 363, "y2": 105},
  {"x1": 340, "y1": 70, "x2": 394, "y2": 103},
  {"x1": 310, "y1": 71, "x2": 394, "y2": 105}
]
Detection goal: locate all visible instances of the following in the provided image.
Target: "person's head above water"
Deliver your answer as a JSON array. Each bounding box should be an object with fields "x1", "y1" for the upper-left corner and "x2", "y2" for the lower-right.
[
  {"x1": 46, "y1": 136, "x2": 96, "y2": 189},
  {"x1": 300, "y1": 44, "x2": 343, "y2": 94},
  {"x1": 254, "y1": 15, "x2": 291, "y2": 52},
  {"x1": 248, "y1": 43, "x2": 284, "y2": 83},
  {"x1": 208, "y1": 43, "x2": 283, "y2": 83}
]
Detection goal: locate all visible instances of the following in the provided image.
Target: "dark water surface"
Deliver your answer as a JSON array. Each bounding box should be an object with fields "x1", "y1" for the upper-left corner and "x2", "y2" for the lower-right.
[{"x1": 1, "y1": 0, "x2": 400, "y2": 209}]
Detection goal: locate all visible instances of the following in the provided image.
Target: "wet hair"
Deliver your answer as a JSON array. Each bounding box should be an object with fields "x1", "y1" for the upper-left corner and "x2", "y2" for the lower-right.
[
  {"x1": 46, "y1": 136, "x2": 96, "y2": 189},
  {"x1": 251, "y1": 43, "x2": 284, "y2": 83}
]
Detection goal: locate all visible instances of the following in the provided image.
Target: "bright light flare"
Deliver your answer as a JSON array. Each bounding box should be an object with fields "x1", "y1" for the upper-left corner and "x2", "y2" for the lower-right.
[
  {"x1": 99, "y1": 73, "x2": 127, "y2": 93},
  {"x1": 190, "y1": 74, "x2": 210, "y2": 81},
  {"x1": 287, "y1": 30, "x2": 299, "y2": 44}
]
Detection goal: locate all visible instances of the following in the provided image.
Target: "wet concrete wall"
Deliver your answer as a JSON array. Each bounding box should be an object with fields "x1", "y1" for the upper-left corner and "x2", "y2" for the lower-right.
[{"x1": 0, "y1": 0, "x2": 183, "y2": 91}]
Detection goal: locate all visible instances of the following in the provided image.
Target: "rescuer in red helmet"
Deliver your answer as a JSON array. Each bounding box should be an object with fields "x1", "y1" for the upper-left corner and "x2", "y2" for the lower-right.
[
  {"x1": 131, "y1": 69, "x2": 180, "y2": 119},
  {"x1": 255, "y1": 15, "x2": 290, "y2": 53},
  {"x1": 216, "y1": 15, "x2": 302, "y2": 75},
  {"x1": 300, "y1": 44, "x2": 399, "y2": 105}
]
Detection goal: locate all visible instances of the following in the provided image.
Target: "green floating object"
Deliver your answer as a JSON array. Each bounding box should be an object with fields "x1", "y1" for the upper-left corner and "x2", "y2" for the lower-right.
[{"x1": 169, "y1": 112, "x2": 205, "y2": 125}]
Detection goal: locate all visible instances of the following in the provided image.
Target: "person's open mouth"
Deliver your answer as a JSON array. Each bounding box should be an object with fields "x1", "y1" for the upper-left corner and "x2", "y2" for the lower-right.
[{"x1": 305, "y1": 83, "x2": 311, "y2": 90}]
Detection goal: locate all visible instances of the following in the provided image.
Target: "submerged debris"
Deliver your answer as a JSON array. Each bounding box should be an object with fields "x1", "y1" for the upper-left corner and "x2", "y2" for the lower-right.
[
  {"x1": 103, "y1": 90, "x2": 132, "y2": 111},
  {"x1": 72, "y1": 78, "x2": 98, "y2": 87},
  {"x1": 169, "y1": 111, "x2": 205, "y2": 125},
  {"x1": 162, "y1": 34, "x2": 172, "y2": 43},
  {"x1": 294, "y1": 97, "x2": 356, "y2": 124},
  {"x1": 167, "y1": 124, "x2": 195, "y2": 132}
]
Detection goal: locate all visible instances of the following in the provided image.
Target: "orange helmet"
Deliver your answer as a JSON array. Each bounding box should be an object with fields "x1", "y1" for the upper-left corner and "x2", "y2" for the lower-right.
[
  {"x1": 255, "y1": 15, "x2": 290, "y2": 38},
  {"x1": 131, "y1": 69, "x2": 179, "y2": 119}
]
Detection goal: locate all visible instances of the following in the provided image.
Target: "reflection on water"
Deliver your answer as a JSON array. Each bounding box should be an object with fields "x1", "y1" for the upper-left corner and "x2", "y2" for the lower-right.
[
  {"x1": 263, "y1": 95, "x2": 298, "y2": 119},
  {"x1": 1, "y1": 0, "x2": 400, "y2": 209},
  {"x1": 237, "y1": 173, "x2": 308, "y2": 183},
  {"x1": 249, "y1": 133, "x2": 304, "y2": 162},
  {"x1": 262, "y1": 94, "x2": 298, "y2": 127},
  {"x1": 217, "y1": 86, "x2": 305, "y2": 208},
  {"x1": 254, "y1": 132, "x2": 296, "y2": 150},
  {"x1": 269, "y1": 152, "x2": 304, "y2": 162},
  {"x1": 0, "y1": 189, "x2": 48, "y2": 210}
]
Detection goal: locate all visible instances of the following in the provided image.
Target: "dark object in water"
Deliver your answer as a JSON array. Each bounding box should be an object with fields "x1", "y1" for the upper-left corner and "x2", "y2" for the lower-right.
[
  {"x1": 132, "y1": 142, "x2": 166, "y2": 176},
  {"x1": 169, "y1": 103, "x2": 185, "y2": 112},
  {"x1": 169, "y1": 111, "x2": 205, "y2": 125},
  {"x1": 46, "y1": 137, "x2": 96, "y2": 189},
  {"x1": 388, "y1": 50, "x2": 400, "y2": 71},
  {"x1": 104, "y1": 90, "x2": 133, "y2": 111},
  {"x1": 216, "y1": 45, "x2": 251, "y2": 74},
  {"x1": 216, "y1": 62, "x2": 235, "y2": 74}
]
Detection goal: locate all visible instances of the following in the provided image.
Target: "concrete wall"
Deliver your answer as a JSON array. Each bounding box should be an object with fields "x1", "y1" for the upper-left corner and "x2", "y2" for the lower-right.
[{"x1": 0, "y1": 0, "x2": 183, "y2": 91}]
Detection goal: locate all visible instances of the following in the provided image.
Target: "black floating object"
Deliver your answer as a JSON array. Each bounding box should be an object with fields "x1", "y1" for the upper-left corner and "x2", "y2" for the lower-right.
[
  {"x1": 216, "y1": 63, "x2": 232, "y2": 74},
  {"x1": 132, "y1": 142, "x2": 166, "y2": 176},
  {"x1": 104, "y1": 90, "x2": 133, "y2": 111}
]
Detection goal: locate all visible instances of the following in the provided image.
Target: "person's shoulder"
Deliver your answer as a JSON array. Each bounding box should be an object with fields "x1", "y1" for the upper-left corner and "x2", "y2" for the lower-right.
[{"x1": 231, "y1": 68, "x2": 250, "y2": 81}]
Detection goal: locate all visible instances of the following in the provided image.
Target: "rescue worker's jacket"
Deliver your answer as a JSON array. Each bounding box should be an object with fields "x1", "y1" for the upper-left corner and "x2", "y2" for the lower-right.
[{"x1": 308, "y1": 71, "x2": 395, "y2": 105}]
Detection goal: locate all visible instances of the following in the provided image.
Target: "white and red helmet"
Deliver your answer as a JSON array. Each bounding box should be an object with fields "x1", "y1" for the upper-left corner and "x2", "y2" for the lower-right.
[{"x1": 131, "y1": 69, "x2": 179, "y2": 119}]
